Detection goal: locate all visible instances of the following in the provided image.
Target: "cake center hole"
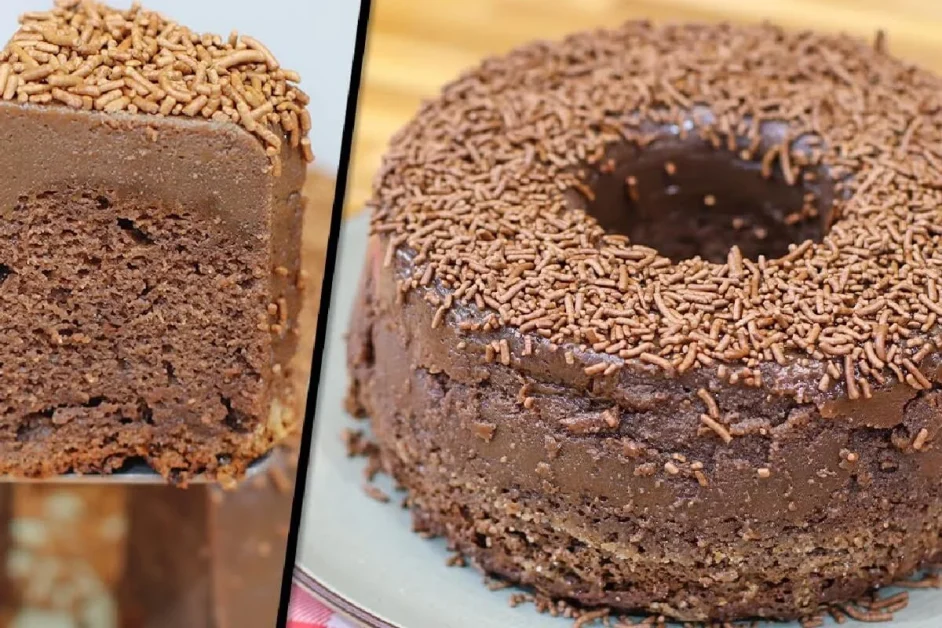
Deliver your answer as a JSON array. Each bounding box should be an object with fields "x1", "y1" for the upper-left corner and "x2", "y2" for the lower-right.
[{"x1": 579, "y1": 139, "x2": 832, "y2": 263}]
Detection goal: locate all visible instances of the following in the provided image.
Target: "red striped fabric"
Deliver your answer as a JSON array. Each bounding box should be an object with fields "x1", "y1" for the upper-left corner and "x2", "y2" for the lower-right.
[{"x1": 287, "y1": 583, "x2": 354, "y2": 628}]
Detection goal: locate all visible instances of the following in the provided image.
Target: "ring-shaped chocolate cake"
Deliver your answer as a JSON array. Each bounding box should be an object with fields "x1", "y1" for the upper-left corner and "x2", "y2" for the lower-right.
[{"x1": 348, "y1": 22, "x2": 942, "y2": 621}]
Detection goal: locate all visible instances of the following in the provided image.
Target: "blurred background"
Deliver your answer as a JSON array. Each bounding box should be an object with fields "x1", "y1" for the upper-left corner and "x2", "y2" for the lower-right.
[
  {"x1": 345, "y1": 0, "x2": 942, "y2": 216},
  {"x1": 1, "y1": 0, "x2": 362, "y2": 173}
]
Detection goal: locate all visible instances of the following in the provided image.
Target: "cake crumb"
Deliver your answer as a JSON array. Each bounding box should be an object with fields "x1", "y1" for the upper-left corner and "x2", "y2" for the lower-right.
[
  {"x1": 509, "y1": 593, "x2": 533, "y2": 608},
  {"x1": 471, "y1": 421, "x2": 497, "y2": 442},
  {"x1": 699, "y1": 414, "x2": 733, "y2": 444},
  {"x1": 544, "y1": 435, "x2": 561, "y2": 459},
  {"x1": 362, "y1": 453, "x2": 382, "y2": 482},
  {"x1": 912, "y1": 427, "x2": 930, "y2": 450},
  {"x1": 485, "y1": 576, "x2": 512, "y2": 591},
  {"x1": 342, "y1": 428, "x2": 378, "y2": 458}
]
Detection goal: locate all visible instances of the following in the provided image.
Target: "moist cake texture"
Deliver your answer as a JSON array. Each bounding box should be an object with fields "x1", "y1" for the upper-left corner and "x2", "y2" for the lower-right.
[
  {"x1": 0, "y1": 1, "x2": 312, "y2": 481},
  {"x1": 348, "y1": 22, "x2": 942, "y2": 621}
]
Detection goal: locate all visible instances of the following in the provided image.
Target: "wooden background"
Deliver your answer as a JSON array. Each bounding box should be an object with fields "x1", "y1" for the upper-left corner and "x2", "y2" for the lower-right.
[{"x1": 345, "y1": 0, "x2": 942, "y2": 216}]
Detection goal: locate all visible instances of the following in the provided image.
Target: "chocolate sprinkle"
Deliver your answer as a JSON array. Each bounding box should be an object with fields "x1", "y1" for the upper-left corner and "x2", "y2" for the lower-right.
[
  {"x1": 369, "y1": 22, "x2": 942, "y2": 399},
  {"x1": 1, "y1": 1, "x2": 313, "y2": 171}
]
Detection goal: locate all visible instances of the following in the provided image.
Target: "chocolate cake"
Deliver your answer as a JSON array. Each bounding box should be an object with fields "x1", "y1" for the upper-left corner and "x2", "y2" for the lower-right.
[
  {"x1": 0, "y1": 1, "x2": 312, "y2": 481},
  {"x1": 348, "y1": 22, "x2": 942, "y2": 621}
]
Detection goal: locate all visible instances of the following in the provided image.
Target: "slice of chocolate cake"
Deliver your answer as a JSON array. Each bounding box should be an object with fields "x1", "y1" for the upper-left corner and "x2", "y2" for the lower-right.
[{"x1": 0, "y1": 1, "x2": 312, "y2": 481}]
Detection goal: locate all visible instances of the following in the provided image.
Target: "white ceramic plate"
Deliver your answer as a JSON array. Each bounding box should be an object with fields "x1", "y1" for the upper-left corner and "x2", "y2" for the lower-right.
[{"x1": 296, "y1": 214, "x2": 942, "y2": 627}]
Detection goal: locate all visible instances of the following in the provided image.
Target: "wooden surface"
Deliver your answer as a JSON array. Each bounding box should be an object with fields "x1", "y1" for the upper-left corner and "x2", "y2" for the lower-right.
[{"x1": 347, "y1": 0, "x2": 942, "y2": 215}]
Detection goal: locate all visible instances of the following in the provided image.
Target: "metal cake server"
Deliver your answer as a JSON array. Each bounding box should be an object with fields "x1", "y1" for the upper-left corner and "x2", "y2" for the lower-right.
[{"x1": 0, "y1": 451, "x2": 274, "y2": 485}]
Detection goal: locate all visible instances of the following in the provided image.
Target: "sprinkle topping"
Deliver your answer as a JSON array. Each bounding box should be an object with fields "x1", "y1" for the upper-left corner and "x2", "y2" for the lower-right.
[
  {"x1": 0, "y1": 0, "x2": 313, "y2": 171},
  {"x1": 371, "y1": 22, "x2": 942, "y2": 398}
]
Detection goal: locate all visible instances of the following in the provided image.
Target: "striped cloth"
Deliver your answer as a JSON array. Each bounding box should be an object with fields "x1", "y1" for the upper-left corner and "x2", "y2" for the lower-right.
[{"x1": 287, "y1": 583, "x2": 354, "y2": 628}]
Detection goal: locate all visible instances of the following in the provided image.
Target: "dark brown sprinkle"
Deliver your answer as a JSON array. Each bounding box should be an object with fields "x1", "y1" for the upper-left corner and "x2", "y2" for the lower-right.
[
  {"x1": 370, "y1": 22, "x2": 942, "y2": 398},
  {"x1": 868, "y1": 590, "x2": 909, "y2": 611},
  {"x1": 362, "y1": 482, "x2": 390, "y2": 503},
  {"x1": 874, "y1": 29, "x2": 887, "y2": 53},
  {"x1": 484, "y1": 576, "x2": 512, "y2": 591},
  {"x1": 573, "y1": 608, "x2": 609, "y2": 627},
  {"x1": 839, "y1": 603, "x2": 893, "y2": 623},
  {"x1": 362, "y1": 453, "x2": 382, "y2": 482},
  {"x1": 341, "y1": 428, "x2": 378, "y2": 458}
]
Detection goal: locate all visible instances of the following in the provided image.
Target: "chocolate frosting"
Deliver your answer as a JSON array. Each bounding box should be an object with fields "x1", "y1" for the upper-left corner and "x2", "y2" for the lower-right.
[{"x1": 0, "y1": 103, "x2": 272, "y2": 235}]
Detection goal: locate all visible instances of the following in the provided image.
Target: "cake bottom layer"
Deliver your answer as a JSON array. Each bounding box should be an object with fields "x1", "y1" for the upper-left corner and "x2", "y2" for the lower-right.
[
  {"x1": 393, "y1": 451, "x2": 940, "y2": 621},
  {"x1": 354, "y1": 368, "x2": 942, "y2": 621},
  {"x1": 0, "y1": 386, "x2": 294, "y2": 482}
]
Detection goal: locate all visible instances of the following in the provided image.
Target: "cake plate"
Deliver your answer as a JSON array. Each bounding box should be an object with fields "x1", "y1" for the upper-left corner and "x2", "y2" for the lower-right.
[{"x1": 295, "y1": 214, "x2": 942, "y2": 628}]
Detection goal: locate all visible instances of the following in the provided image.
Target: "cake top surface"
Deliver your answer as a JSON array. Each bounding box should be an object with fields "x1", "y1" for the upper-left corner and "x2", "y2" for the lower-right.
[
  {"x1": 0, "y1": 0, "x2": 313, "y2": 172},
  {"x1": 371, "y1": 22, "x2": 942, "y2": 399}
]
